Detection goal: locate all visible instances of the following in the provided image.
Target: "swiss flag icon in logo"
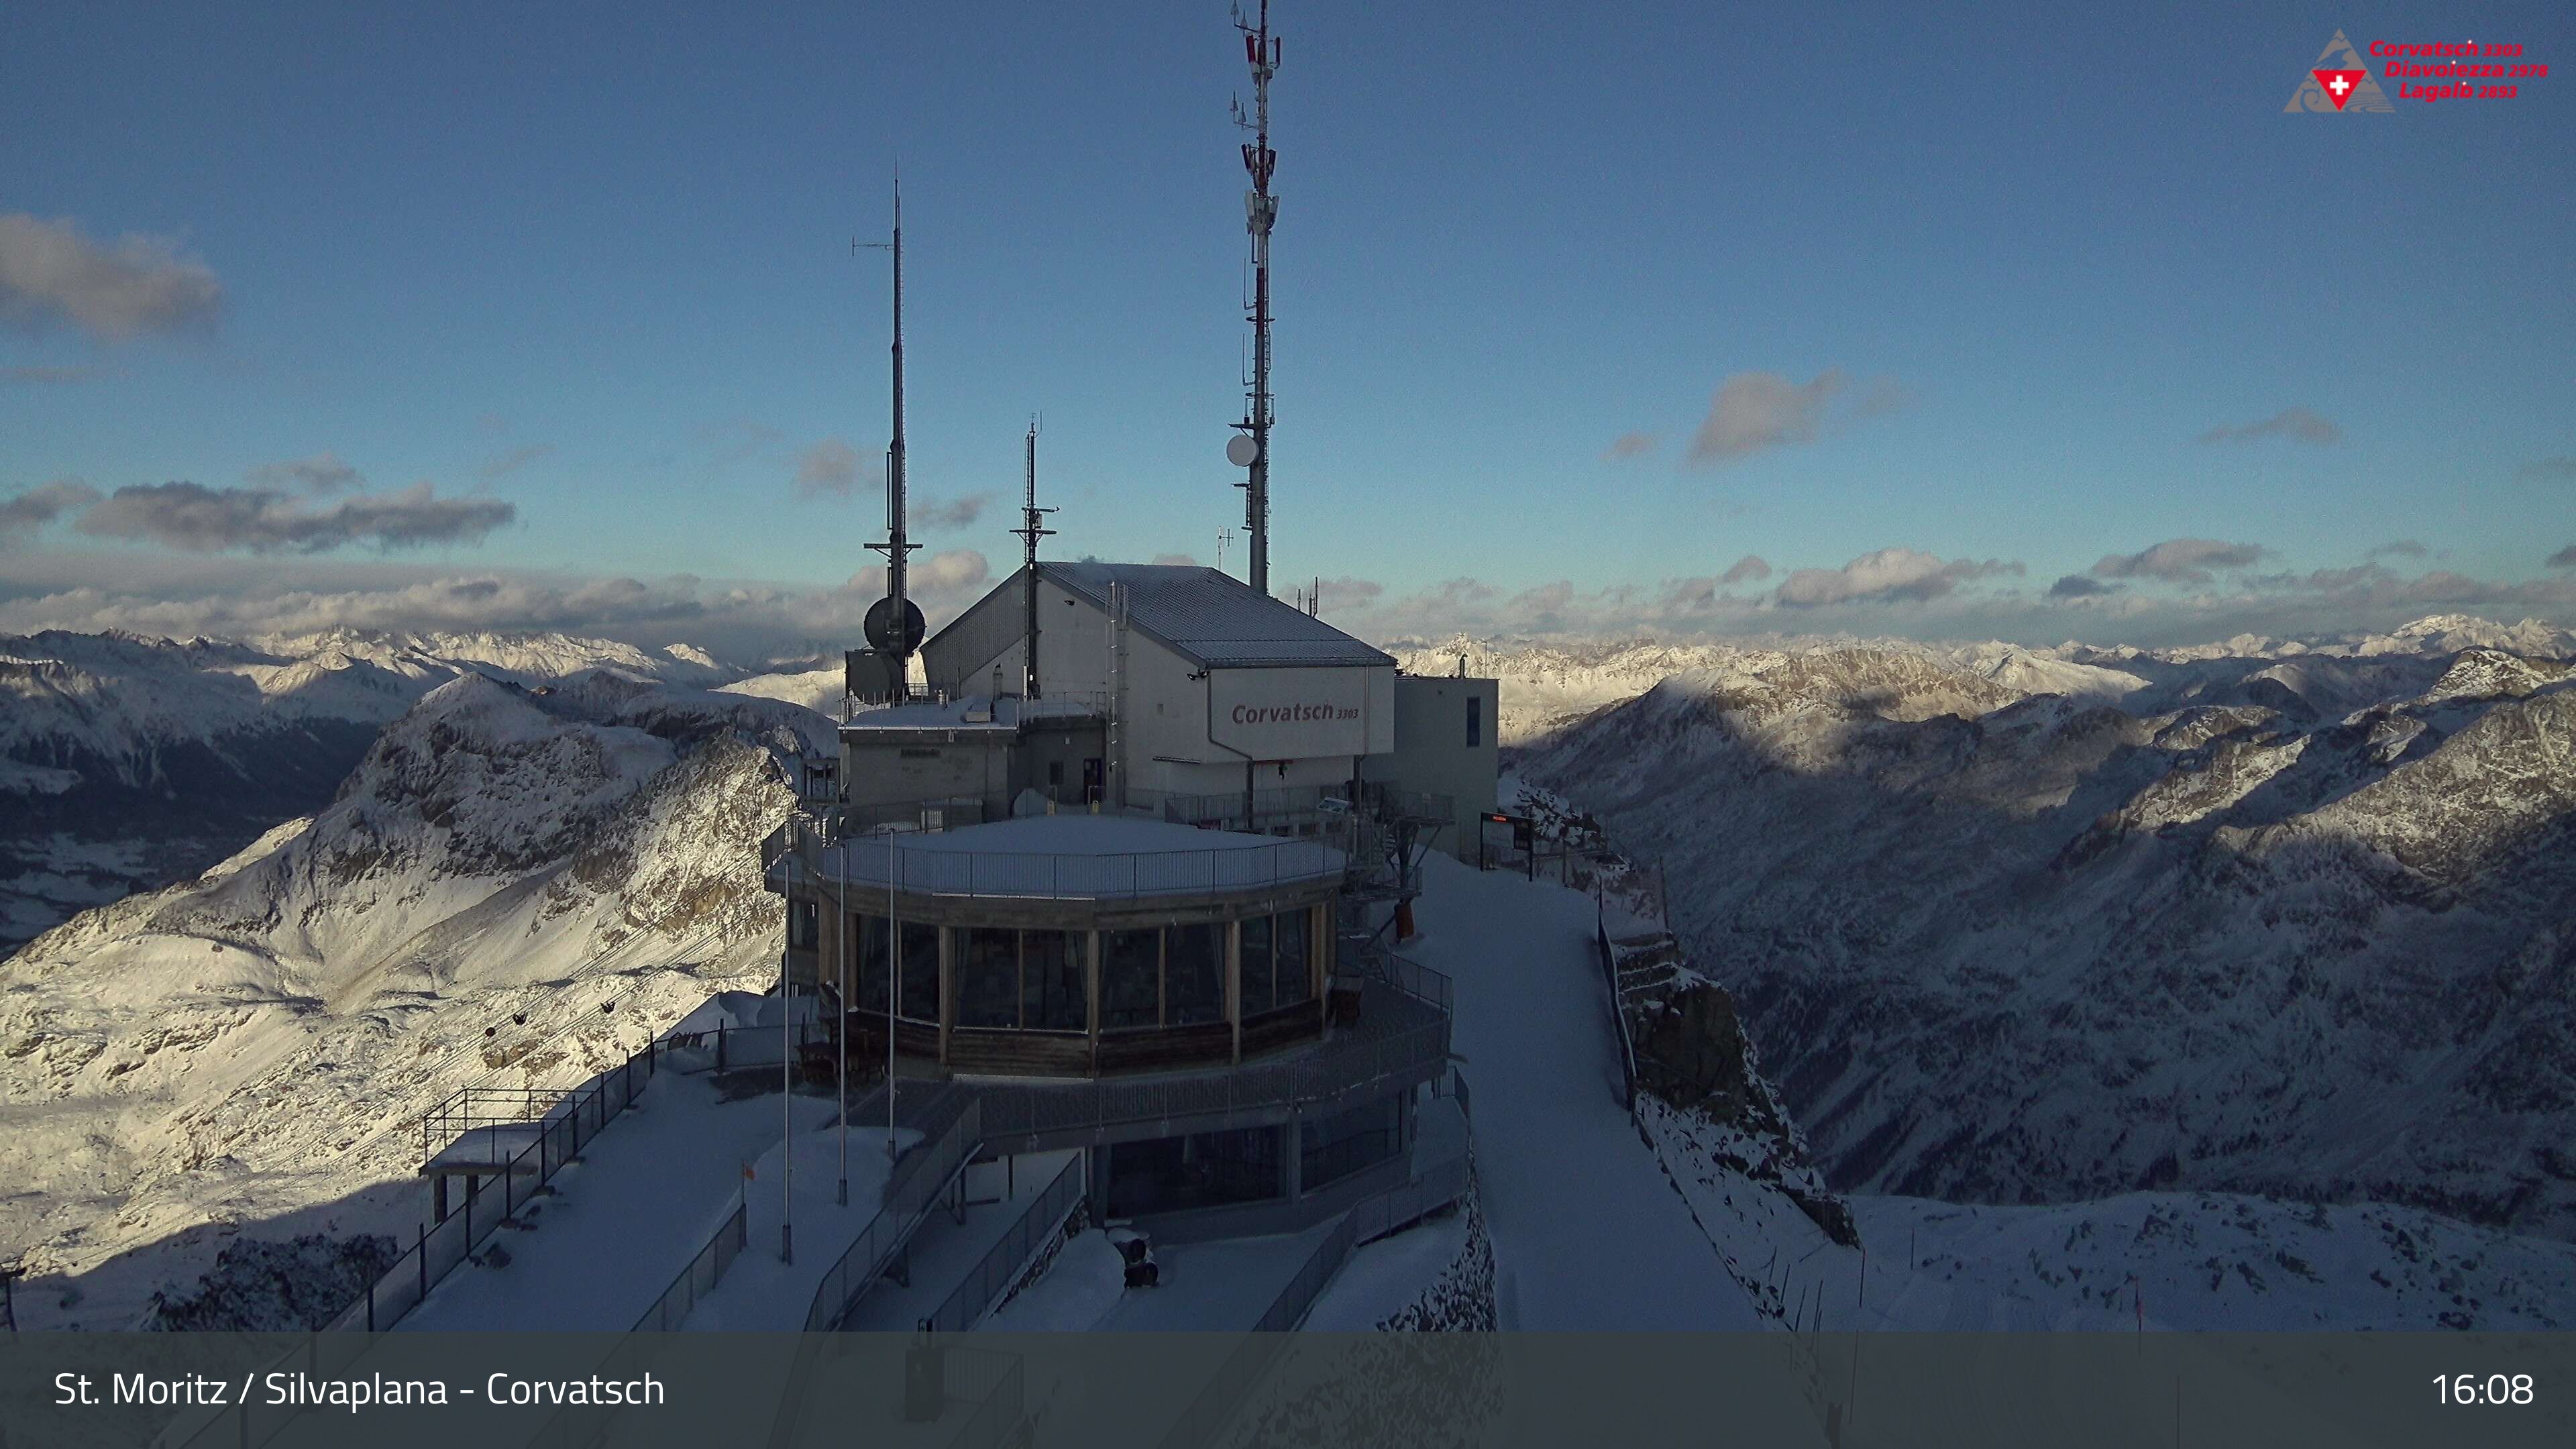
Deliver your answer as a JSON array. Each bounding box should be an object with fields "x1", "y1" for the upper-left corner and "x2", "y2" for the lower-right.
[{"x1": 2313, "y1": 69, "x2": 2367, "y2": 109}]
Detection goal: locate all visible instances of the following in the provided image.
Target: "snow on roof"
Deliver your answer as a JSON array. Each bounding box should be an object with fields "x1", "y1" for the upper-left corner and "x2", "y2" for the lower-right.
[{"x1": 1036, "y1": 561, "x2": 1396, "y2": 670}]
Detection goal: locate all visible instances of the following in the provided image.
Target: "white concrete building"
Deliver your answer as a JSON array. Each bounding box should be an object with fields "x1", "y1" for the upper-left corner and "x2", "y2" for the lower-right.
[{"x1": 914, "y1": 561, "x2": 1397, "y2": 808}]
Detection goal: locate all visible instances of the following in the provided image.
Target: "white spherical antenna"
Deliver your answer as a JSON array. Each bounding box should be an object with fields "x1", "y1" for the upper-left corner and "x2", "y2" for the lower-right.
[{"x1": 1226, "y1": 434, "x2": 1260, "y2": 468}]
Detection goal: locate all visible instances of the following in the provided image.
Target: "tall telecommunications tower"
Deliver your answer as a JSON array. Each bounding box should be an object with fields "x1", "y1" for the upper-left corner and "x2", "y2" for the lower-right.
[
  {"x1": 859, "y1": 178, "x2": 922, "y2": 702},
  {"x1": 1011, "y1": 417, "x2": 1055, "y2": 697},
  {"x1": 1228, "y1": 0, "x2": 1281, "y2": 596}
]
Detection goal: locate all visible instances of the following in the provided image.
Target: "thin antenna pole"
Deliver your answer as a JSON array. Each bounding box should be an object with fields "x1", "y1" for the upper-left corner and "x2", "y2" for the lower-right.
[
  {"x1": 1232, "y1": 0, "x2": 1281, "y2": 595},
  {"x1": 859, "y1": 176, "x2": 919, "y2": 702},
  {"x1": 1012, "y1": 415, "x2": 1055, "y2": 698}
]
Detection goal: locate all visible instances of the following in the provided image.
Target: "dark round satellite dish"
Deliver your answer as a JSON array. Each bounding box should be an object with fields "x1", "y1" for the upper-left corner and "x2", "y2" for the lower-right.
[{"x1": 864, "y1": 596, "x2": 927, "y2": 654}]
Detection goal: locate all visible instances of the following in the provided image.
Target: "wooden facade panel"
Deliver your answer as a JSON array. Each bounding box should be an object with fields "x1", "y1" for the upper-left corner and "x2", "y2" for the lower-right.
[
  {"x1": 1096, "y1": 1022, "x2": 1236, "y2": 1073},
  {"x1": 1241, "y1": 1004, "x2": 1324, "y2": 1059},
  {"x1": 947, "y1": 1029, "x2": 1092, "y2": 1076}
]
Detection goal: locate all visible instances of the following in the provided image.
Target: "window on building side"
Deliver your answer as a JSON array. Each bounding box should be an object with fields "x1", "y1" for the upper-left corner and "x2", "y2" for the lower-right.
[{"x1": 1467, "y1": 695, "x2": 1482, "y2": 747}]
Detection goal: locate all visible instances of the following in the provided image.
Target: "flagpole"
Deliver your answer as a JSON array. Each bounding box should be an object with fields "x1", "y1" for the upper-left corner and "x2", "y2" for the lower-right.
[
  {"x1": 780, "y1": 817, "x2": 796, "y2": 1265},
  {"x1": 888, "y1": 826, "x2": 899, "y2": 1162},
  {"x1": 836, "y1": 818, "x2": 849, "y2": 1208}
]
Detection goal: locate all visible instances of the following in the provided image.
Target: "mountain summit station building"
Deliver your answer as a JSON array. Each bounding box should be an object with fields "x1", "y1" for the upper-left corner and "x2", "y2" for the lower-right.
[{"x1": 763, "y1": 562, "x2": 1493, "y2": 1237}]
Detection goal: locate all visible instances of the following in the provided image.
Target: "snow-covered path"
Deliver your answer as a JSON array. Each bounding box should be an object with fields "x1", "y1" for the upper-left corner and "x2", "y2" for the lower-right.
[{"x1": 1407, "y1": 854, "x2": 1762, "y2": 1328}]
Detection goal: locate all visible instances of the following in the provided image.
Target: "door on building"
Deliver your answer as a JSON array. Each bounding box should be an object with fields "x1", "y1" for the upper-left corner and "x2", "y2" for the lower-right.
[{"x1": 1081, "y1": 757, "x2": 1104, "y2": 804}]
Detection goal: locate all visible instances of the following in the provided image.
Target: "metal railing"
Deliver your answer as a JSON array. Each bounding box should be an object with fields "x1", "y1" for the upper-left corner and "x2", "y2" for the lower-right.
[
  {"x1": 1257, "y1": 1213, "x2": 1359, "y2": 1332},
  {"x1": 790, "y1": 835, "x2": 1350, "y2": 902},
  {"x1": 805, "y1": 1092, "x2": 984, "y2": 1330},
  {"x1": 160, "y1": 1043, "x2": 664, "y2": 1449},
  {"x1": 1595, "y1": 916, "x2": 1640, "y2": 1112},
  {"x1": 517, "y1": 1199, "x2": 752, "y2": 1449},
  {"x1": 1373, "y1": 952, "x2": 1453, "y2": 1013},
  {"x1": 940, "y1": 1349, "x2": 1028, "y2": 1449},
  {"x1": 634, "y1": 1198, "x2": 748, "y2": 1331},
  {"x1": 969, "y1": 1012, "x2": 1451, "y2": 1145},
  {"x1": 917, "y1": 1153, "x2": 1087, "y2": 1334},
  {"x1": 1350, "y1": 1150, "x2": 1470, "y2": 1246},
  {"x1": 352, "y1": 1042, "x2": 662, "y2": 1334}
]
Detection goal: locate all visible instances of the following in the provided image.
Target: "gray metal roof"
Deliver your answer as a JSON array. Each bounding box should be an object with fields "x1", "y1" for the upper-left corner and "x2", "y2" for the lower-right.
[{"x1": 1037, "y1": 562, "x2": 1395, "y2": 670}]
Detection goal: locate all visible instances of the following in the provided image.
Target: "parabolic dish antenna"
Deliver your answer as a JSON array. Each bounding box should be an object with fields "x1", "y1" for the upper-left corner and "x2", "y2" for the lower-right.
[{"x1": 1226, "y1": 434, "x2": 1260, "y2": 468}]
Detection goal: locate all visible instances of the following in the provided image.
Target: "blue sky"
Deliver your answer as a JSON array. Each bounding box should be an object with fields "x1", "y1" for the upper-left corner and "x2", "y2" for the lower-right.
[{"x1": 3, "y1": 1, "x2": 2571, "y2": 657}]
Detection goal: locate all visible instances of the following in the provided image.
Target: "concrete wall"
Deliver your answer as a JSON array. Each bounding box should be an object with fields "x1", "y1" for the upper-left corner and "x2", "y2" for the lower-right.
[
  {"x1": 1365, "y1": 675, "x2": 1501, "y2": 861},
  {"x1": 841, "y1": 732, "x2": 1015, "y2": 811}
]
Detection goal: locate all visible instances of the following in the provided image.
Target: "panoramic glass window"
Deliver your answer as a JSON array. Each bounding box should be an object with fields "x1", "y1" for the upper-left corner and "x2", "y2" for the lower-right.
[
  {"x1": 1275, "y1": 907, "x2": 1312, "y2": 1006},
  {"x1": 1165, "y1": 920, "x2": 1223, "y2": 1026},
  {"x1": 1240, "y1": 913, "x2": 1275, "y2": 1016},
  {"x1": 1106, "y1": 1126, "x2": 1283, "y2": 1217},
  {"x1": 1302, "y1": 1094, "x2": 1400, "y2": 1189},
  {"x1": 1101, "y1": 928, "x2": 1161, "y2": 1029},
  {"x1": 897, "y1": 920, "x2": 939, "y2": 1022},
  {"x1": 958, "y1": 926, "x2": 1018, "y2": 1029},
  {"x1": 850, "y1": 912, "x2": 890, "y2": 1012},
  {"x1": 1020, "y1": 929, "x2": 1086, "y2": 1032}
]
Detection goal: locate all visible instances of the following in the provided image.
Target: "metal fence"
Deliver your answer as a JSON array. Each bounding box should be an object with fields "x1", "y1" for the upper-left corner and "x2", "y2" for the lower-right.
[
  {"x1": 1350, "y1": 1150, "x2": 1470, "y2": 1246},
  {"x1": 917, "y1": 1153, "x2": 1087, "y2": 1334},
  {"x1": 343, "y1": 1042, "x2": 662, "y2": 1335},
  {"x1": 802, "y1": 837, "x2": 1350, "y2": 902},
  {"x1": 1595, "y1": 915, "x2": 1640, "y2": 1112},
  {"x1": 930, "y1": 1348, "x2": 1025, "y2": 1449},
  {"x1": 1373, "y1": 952, "x2": 1453, "y2": 1013},
  {"x1": 633, "y1": 1198, "x2": 748, "y2": 1331},
  {"x1": 156, "y1": 1044, "x2": 664, "y2": 1449},
  {"x1": 806, "y1": 1092, "x2": 984, "y2": 1330},
  {"x1": 969, "y1": 1012, "x2": 1452, "y2": 1147}
]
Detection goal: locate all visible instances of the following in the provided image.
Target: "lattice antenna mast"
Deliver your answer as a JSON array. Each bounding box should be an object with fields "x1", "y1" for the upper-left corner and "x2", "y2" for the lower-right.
[
  {"x1": 857, "y1": 176, "x2": 920, "y2": 702},
  {"x1": 1010, "y1": 416, "x2": 1057, "y2": 697},
  {"x1": 1229, "y1": 0, "x2": 1281, "y2": 596}
]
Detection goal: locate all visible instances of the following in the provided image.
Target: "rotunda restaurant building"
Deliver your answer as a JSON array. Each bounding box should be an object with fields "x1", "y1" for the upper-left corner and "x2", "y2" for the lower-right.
[{"x1": 780, "y1": 813, "x2": 1343, "y2": 1078}]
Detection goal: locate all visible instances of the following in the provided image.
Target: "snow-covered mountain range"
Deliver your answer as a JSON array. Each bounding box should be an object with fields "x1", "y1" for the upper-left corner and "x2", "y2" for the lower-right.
[
  {"x1": 0, "y1": 667, "x2": 826, "y2": 1327},
  {"x1": 5, "y1": 612, "x2": 2569, "y2": 1332},
  {"x1": 0, "y1": 627, "x2": 741, "y2": 951},
  {"x1": 1389, "y1": 613, "x2": 2576, "y2": 745},
  {"x1": 1509, "y1": 614, "x2": 2576, "y2": 1248}
]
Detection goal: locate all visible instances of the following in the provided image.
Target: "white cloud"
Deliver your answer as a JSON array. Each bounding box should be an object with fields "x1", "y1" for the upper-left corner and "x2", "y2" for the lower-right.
[
  {"x1": 74, "y1": 480, "x2": 515, "y2": 553},
  {"x1": 2195, "y1": 407, "x2": 2340, "y2": 445},
  {"x1": 1686, "y1": 369, "x2": 1908, "y2": 466},
  {"x1": 2088, "y1": 538, "x2": 2264, "y2": 584},
  {"x1": 794, "y1": 438, "x2": 866, "y2": 497},
  {"x1": 0, "y1": 213, "x2": 223, "y2": 341},
  {"x1": 1773, "y1": 548, "x2": 2021, "y2": 607},
  {"x1": 246, "y1": 451, "x2": 364, "y2": 493},
  {"x1": 476, "y1": 444, "x2": 555, "y2": 481},
  {"x1": 0, "y1": 480, "x2": 101, "y2": 540},
  {"x1": 914, "y1": 493, "x2": 992, "y2": 530}
]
